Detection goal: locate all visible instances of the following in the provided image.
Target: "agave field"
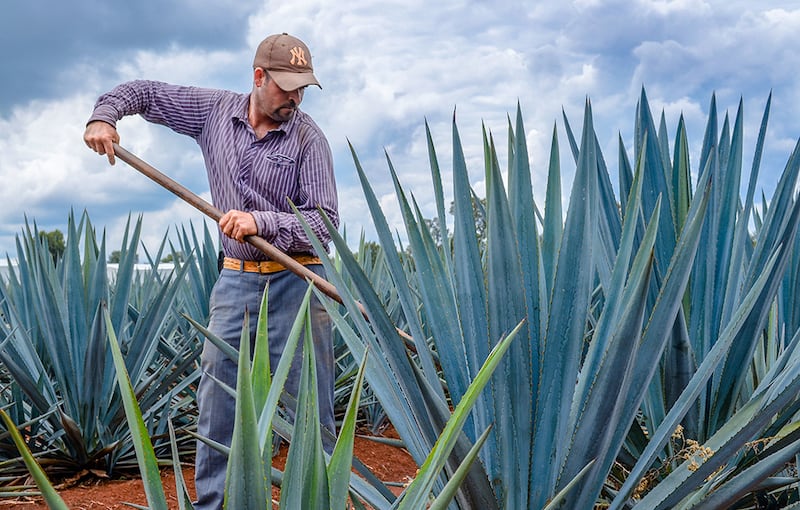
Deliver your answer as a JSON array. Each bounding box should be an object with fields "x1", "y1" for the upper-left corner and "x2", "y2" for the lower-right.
[{"x1": 3, "y1": 88, "x2": 800, "y2": 509}]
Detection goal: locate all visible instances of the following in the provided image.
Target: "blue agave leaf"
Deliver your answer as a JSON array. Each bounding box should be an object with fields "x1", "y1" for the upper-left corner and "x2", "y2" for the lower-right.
[
  {"x1": 449, "y1": 117, "x2": 497, "y2": 482},
  {"x1": 104, "y1": 307, "x2": 168, "y2": 509},
  {"x1": 425, "y1": 120, "x2": 454, "y2": 280},
  {"x1": 617, "y1": 134, "x2": 635, "y2": 222},
  {"x1": 64, "y1": 211, "x2": 90, "y2": 383},
  {"x1": 571, "y1": 141, "x2": 648, "y2": 423},
  {"x1": 711, "y1": 100, "x2": 745, "y2": 335},
  {"x1": 427, "y1": 425, "x2": 494, "y2": 510},
  {"x1": 0, "y1": 409, "x2": 69, "y2": 509},
  {"x1": 542, "y1": 122, "x2": 563, "y2": 293},
  {"x1": 639, "y1": 358, "x2": 800, "y2": 510},
  {"x1": 531, "y1": 98, "x2": 598, "y2": 508},
  {"x1": 698, "y1": 93, "x2": 719, "y2": 182},
  {"x1": 328, "y1": 348, "x2": 368, "y2": 510},
  {"x1": 609, "y1": 158, "x2": 712, "y2": 485},
  {"x1": 280, "y1": 307, "x2": 329, "y2": 510},
  {"x1": 610, "y1": 247, "x2": 781, "y2": 507},
  {"x1": 690, "y1": 436, "x2": 800, "y2": 509},
  {"x1": 671, "y1": 115, "x2": 693, "y2": 235},
  {"x1": 657, "y1": 111, "x2": 672, "y2": 186},
  {"x1": 635, "y1": 87, "x2": 678, "y2": 276},
  {"x1": 565, "y1": 209, "x2": 657, "y2": 509},
  {"x1": 224, "y1": 313, "x2": 269, "y2": 510},
  {"x1": 484, "y1": 127, "x2": 530, "y2": 509},
  {"x1": 297, "y1": 194, "x2": 440, "y2": 462},
  {"x1": 108, "y1": 214, "x2": 140, "y2": 333},
  {"x1": 509, "y1": 103, "x2": 543, "y2": 396},
  {"x1": 561, "y1": 107, "x2": 579, "y2": 164},
  {"x1": 385, "y1": 154, "x2": 464, "y2": 406},
  {"x1": 396, "y1": 322, "x2": 521, "y2": 509},
  {"x1": 347, "y1": 143, "x2": 444, "y2": 405},
  {"x1": 125, "y1": 261, "x2": 192, "y2": 382},
  {"x1": 710, "y1": 140, "x2": 800, "y2": 432}
]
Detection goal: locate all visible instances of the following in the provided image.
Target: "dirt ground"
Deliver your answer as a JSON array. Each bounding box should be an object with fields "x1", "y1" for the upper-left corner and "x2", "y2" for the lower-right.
[{"x1": 0, "y1": 427, "x2": 417, "y2": 509}]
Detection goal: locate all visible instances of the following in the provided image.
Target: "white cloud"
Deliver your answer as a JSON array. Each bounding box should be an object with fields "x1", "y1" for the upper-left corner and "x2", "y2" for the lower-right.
[
  {"x1": 118, "y1": 47, "x2": 245, "y2": 90},
  {"x1": 0, "y1": 88, "x2": 214, "y2": 260},
  {"x1": 562, "y1": 63, "x2": 599, "y2": 91},
  {"x1": 638, "y1": 0, "x2": 712, "y2": 16},
  {"x1": 0, "y1": 95, "x2": 144, "y2": 217},
  {"x1": 2, "y1": 0, "x2": 800, "y2": 259},
  {"x1": 243, "y1": 2, "x2": 548, "y2": 232}
]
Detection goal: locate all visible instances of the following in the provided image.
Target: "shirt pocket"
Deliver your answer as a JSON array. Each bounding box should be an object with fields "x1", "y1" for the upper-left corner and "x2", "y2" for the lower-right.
[
  {"x1": 252, "y1": 153, "x2": 299, "y2": 205},
  {"x1": 264, "y1": 153, "x2": 296, "y2": 166}
]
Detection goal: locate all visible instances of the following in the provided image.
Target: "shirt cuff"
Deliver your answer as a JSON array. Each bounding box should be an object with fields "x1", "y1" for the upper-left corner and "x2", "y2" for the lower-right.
[
  {"x1": 252, "y1": 210, "x2": 276, "y2": 242},
  {"x1": 87, "y1": 104, "x2": 120, "y2": 128}
]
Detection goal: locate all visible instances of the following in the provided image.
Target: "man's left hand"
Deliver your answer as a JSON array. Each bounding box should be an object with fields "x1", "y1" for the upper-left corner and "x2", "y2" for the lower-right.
[{"x1": 219, "y1": 210, "x2": 257, "y2": 242}]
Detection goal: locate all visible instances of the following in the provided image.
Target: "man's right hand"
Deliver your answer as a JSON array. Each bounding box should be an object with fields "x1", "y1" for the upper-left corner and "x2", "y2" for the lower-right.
[{"x1": 83, "y1": 121, "x2": 121, "y2": 165}]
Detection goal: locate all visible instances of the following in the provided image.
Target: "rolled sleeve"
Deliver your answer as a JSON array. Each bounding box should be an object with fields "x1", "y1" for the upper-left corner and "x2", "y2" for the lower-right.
[
  {"x1": 88, "y1": 104, "x2": 122, "y2": 127},
  {"x1": 87, "y1": 80, "x2": 223, "y2": 140}
]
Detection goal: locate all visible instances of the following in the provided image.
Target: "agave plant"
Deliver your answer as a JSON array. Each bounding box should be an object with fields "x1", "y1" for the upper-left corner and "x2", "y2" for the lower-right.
[
  {"x1": 188, "y1": 274, "x2": 519, "y2": 509},
  {"x1": 608, "y1": 92, "x2": 800, "y2": 508},
  {"x1": 303, "y1": 88, "x2": 800, "y2": 508},
  {"x1": 0, "y1": 409, "x2": 69, "y2": 509},
  {"x1": 0, "y1": 211, "x2": 217, "y2": 478},
  {"x1": 0, "y1": 274, "x2": 516, "y2": 509},
  {"x1": 331, "y1": 234, "x2": 410, "y2": 434}
]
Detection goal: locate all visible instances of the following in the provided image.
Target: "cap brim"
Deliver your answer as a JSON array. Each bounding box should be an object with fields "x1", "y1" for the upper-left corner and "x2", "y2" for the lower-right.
[{"x1": 269, "y1": 71, "x2": 321, "y2": 91}]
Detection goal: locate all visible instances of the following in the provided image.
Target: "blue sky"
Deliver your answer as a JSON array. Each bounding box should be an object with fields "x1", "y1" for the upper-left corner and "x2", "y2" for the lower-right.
[{"x1": 1, "y1": 0, "x2": 799, "y2": 260}]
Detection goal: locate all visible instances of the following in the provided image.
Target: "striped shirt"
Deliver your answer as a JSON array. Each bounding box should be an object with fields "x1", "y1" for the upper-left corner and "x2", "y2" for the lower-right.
[{"x1": 89, "y1": 80, "x2": 338, "y2": 260}]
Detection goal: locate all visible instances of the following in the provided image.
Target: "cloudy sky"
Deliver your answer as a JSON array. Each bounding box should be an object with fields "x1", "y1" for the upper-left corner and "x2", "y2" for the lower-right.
[{"x1": 1, "y1": 0, "x2": 799, "y2": 261}]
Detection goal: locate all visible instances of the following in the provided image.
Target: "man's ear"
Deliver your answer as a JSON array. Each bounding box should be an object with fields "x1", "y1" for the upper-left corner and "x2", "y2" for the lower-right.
[{"x1": 253, "y1": 67, "x2": 267, "y2": 87}]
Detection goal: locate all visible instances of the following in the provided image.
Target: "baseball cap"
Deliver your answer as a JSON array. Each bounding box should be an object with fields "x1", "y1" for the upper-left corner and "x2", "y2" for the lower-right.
[{"x1": 253, "y1": 33, "x2": 321, "y2": 91}]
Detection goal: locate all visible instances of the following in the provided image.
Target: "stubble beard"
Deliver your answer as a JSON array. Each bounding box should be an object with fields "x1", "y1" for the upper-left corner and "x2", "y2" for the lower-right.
[{"x1": 271, "y1": 101, "x2": 297, "y2": 123}]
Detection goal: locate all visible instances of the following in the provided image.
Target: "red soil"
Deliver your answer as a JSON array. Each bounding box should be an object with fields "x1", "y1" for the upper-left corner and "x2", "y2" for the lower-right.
[{"x1": 0, "y1": 427, "x2": 417, "y2": 509}]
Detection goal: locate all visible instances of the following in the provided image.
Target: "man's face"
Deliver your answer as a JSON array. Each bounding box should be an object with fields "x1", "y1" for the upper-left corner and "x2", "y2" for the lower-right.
[{"x1": 257, "y1": 71, "x2": 306, "y2": 124}]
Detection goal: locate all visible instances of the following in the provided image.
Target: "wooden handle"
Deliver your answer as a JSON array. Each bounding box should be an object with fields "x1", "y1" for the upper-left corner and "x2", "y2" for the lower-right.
[{"x1": 110, "y1": 143, "x2": 418, "y2": 346}]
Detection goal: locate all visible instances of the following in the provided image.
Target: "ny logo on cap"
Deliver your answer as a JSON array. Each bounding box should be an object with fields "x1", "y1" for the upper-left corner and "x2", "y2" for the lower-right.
[{"x1": 289, "y1": 46, "x2": 308, "y2": 67}]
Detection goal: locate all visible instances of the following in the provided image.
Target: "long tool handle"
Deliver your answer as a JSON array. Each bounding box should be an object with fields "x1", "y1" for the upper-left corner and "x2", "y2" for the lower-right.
[{"x1": 112, "y1": 142, "x2": 348, "y2": 307}]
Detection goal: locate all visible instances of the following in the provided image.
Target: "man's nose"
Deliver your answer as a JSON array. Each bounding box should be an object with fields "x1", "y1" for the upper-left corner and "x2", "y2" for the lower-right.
[{"x1": 287, "y1": 88, "x2": 301, "y2": 103}]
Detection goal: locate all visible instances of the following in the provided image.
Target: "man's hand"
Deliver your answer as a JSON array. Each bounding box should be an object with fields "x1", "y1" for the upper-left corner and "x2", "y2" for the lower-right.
[
  {"x1": 83, "y1": 121, "x2": 121, "y2": 165},
  {"x1": 219, "y1": 210, "x2": 258, "y2": 242}
]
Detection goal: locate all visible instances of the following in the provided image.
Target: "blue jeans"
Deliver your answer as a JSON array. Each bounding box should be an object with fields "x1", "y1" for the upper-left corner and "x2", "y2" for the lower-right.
[{"x1": 193, "y1": 266, "x2": 335, "y2": 510}]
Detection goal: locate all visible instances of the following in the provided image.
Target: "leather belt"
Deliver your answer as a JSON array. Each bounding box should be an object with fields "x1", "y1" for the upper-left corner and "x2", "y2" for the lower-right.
[{"x1": 222, "y1": 255, "x2": 321, "y2": 274}]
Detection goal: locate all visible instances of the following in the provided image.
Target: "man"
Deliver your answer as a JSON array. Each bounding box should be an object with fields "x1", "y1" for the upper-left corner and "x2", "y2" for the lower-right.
[{"x1": 84, "y1": 33, "x2": 338, "y2": 510}]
